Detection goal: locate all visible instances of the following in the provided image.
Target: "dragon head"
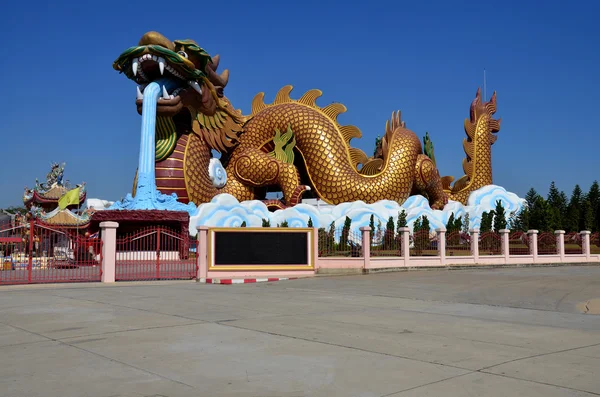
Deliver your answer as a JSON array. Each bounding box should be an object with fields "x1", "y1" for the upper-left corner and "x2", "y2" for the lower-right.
[{"x1": 113, "y1": 31, "x2": 230, "y2": 118}]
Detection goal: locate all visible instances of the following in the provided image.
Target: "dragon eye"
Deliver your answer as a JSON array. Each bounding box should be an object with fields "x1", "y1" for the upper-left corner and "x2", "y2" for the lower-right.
[{"x1": 177, "y1": 51, "x2": 188, "y2": 59}]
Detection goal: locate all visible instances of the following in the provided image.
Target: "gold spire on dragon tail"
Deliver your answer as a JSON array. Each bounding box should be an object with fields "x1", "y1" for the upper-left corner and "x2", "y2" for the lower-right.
[{"x1": 441, "y1": 88, "x2": 501, "y2": 204}]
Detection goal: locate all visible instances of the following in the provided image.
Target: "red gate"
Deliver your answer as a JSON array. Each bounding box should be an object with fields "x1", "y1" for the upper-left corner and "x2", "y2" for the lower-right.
[
  {"x1": 0, "y1": 220, "x2": 102, "y2": 285},
  {"x1": 115, "y1": 226, "x2": 197, "y2": 281}
]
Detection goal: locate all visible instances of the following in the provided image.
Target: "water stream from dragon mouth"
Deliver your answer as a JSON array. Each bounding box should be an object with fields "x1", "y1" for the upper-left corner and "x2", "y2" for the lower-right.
[{"x1": 109, "y1": 80, "x2": 197, "y2": 215}]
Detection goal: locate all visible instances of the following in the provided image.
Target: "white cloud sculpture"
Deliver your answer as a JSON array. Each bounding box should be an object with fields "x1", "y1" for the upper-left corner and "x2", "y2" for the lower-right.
[{"x1": 188, "y1": 185, "x2": 525, "y2": 236}]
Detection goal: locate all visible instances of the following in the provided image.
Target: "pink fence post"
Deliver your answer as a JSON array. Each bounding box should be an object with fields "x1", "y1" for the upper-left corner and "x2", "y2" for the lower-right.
[
  {"x1": 470, "y1": 229, "x2": 479, "y2": 262},
  {"x1": 100, "y1": 221, "x2": 118, "y2": 283},
  {"x1": 528, "y1": 230, "x2": 539, "y2": 262},
  {"x1": 500, "y1": 229, "x2": 510, "y2": 263},
  {"x1": 399, "y1": 227, "x2": 410, "y2": 266},
  {"x1": 360, "y1": 227, "x2": 371, "y2": 270},
  {"x1": 313, "y1": 227, "x2": 319, "y2": 269},
  {"x1": 555, "y1": 230, "x2": 565, "y2": 261},
  {"x1": 581, "y1": 231, "x2": 591, "y2": 260},
  {"x1": 196, "y1": 226, "x2": 209, "y2": 281},
  {"x1": 436, "y1": 227, "x2": 446, "y2": 266}
]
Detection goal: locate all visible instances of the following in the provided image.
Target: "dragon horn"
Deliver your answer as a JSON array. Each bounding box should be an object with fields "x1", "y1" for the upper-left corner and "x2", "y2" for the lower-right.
[
  {"x1": 206, "y1": 67, "x2": 226, "y2": 87},
  {"x1": 220, "y1": 70, "x2": 229, "y2": 87},
  {"x1": 209, "y1": 54, "x2": 220, "y2": 71}
]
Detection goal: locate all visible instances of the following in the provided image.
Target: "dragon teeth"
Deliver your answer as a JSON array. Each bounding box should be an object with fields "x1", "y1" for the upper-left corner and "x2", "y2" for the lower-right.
[
  {"x1": 132, "y1": 59, "x2": 138, "y2": 76},
  {"x1": 136, "y1": 86, "x2": 143, "y2": 100},
  {"x1": 158, "y1": 57, "x2": 165, "y2": 75},
  {"x1": 188, "y1": 81, "x2": 202, "y2": 95},
  {"x1": 162, "y1": 85, "x2": 170, "y2": 100}
]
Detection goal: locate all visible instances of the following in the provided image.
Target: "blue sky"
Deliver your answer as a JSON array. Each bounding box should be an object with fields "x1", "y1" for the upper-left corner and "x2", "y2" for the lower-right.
[{"x1": 1, "y1": 0, "x2": 599, "y2": 207}]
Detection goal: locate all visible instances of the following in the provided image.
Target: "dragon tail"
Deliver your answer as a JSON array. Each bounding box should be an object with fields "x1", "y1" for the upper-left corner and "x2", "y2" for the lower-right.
[{"x1": 442, "y1": 88, "x2": 501, "y2": 204}]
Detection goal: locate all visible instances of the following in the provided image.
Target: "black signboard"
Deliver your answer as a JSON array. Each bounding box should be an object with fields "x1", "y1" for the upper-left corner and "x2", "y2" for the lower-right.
[{"x1": 213, "y1": 230, "x2": 309, "y2": 266}]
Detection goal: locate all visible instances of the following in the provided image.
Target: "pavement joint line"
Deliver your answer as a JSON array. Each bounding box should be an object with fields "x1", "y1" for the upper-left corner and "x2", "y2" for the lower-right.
[
  {"x1": 52, "y1": 288, "x2": 600, "y2": 334},
  {"x1": 214, "y1": 321, "x2": 474, "y2": 373},
  {"x1": 56, "y1": 321, "x2": 207, "y2": 342},
  {"x1": 478, "y1": 370, "x2": 600, "y2": 396},
  {"x1": 48, "y1": 293, "x2": 209, "y2": 323},
  {"x1": 0, "y1": 339, "x2": 52, "y2": 350},
  {"x1": 0, "y1": 320, "x2": 196, "y2": 389},
  {"x1": 270, "y1": 288, "x2": 600, "y2": 330},
  {"x1": 380, "y1": 371, "x2": 476, "y2": 396},
  {"x1": 49, "y1": 291, "x2": 374, "y2": 325},
  {"x1": 286, "y1": 314, "x2": 550, "y2": 351},
  {"x1": 476, "y1": 341, "x2": 600, "y2": 372}
]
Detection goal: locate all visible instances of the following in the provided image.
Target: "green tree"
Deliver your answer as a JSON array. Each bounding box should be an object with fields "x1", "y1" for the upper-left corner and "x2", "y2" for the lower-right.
[
  {"x1": 581, "y1": 200, "x2": 594, "y2": 231},
  {"x1": 413, "y1": 216, "x2": 422, "y2": 234},
  {"x1": 532, "y1": 196, "x2": 551, "y2": 231},
  {"x1": 462, "y1": 213, "x2": 470, "y2": 234},
  {"x1": 546, "y1": 181, "x2": 563, "y2": 230},
  {"x1": 493, "y1": 200, "x2": 507, "y2": 232},
  {"x1": 262, "y1": 218, "x2": 271, "y2": 227},
  {"x1": 240, "y1": 221, "x2": 247, "y2": 227},
  {"x1": 369, "y1": 214, "x2": 375, "y2": 245},
  {"x1": 525, "y1": 188, "x2": 539, "y2": 209},
  {"x1": 384, "y1": 216, "x2": 395, "y2": 249},
  {"x1": 421, "y1": 215, "x2": 430, "y2": 234},
  {"x1": 340, "y1": 216, "x2": 352, "y2": 249},
  {"x1": 453, "y1": 215, "x2": 463, "y2": 233},
  {"x1": 446, "y1": 213, "x2": 455, "y2": 232},
  {"x1": 327, "y1": 221, "x2": 336, "y2": 249},
  {"x1": 307, "y1": 217, "x2": 313, "y2": 228},
  {"x1": 587, "y1": 181, "x2": 600, "y2": 232},
  {"x1": 566, "y1": 185, "x2": 583, "y2": 232},
  {"x1": 396, "y1": 210, "x2": 407, "y2": 232},
  {"x1": 480, "y1": 211, "x2": 494, "y2": 233},
  {"x1": 280, "y1": 220, "x2": 289, "y2": 227}
]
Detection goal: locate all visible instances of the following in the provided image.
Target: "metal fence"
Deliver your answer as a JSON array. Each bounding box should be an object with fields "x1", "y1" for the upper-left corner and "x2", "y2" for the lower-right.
[
  {"x1": 509, "y1": 231, "x2": 529, "y2": 255},
  {"x1": 537, "y1": 232, "x2": 558, "y2": 255},
  {"x1": 115, "y1": 226, "x2": 197, "y2": 281},
  {"x1": 410, "y1": 230, "x2": 438, "y2": 256},
  {"x1": 317, "y1": 227, "x2": 363, "y2": 257},
  {"x1": 479, "y1": 232, "x2": 501, "y2": 255},
  {"x1": 445, "y1": 231, "x2": 471, "y2": 256},
  {"x1": 1, "y1": 221, "x2": 102, "y2": 285}
]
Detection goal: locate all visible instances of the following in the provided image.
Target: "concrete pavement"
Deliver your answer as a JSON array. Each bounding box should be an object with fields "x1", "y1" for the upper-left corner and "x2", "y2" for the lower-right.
[{"x1": 0, "y1": 266, "x2": 599, "y2": 396}]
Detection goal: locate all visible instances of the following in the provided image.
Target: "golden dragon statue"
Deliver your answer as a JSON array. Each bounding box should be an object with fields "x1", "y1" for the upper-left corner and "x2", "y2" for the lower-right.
[{"x1": 113, "y1": 31, "x2": 501, "y2": 210}]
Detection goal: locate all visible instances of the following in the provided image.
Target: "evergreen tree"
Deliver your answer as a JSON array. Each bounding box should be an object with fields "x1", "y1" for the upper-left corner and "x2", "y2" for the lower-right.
[
  {"x1": 396, "y1": 210, "x2": 407, "y2": 232},
  {"x1": 384, "y1": 216, "x2": 395, "y2": 249},
  {"x1": 546, "y1": 181, "x2": 563, "y2": 230},
  {"x1": 262, "y1": 218, "x2": 271, "y2": 227},
  {"x1": 587, "y1": 181, "x2": 600, "y2": 232},
  {"x1": 240, "y1": 221, "x2": 247, "y2": 227},
  {"x1": 532, "y1": 196, "x2": 551, "y2": 231},
  {"x1": 453, "y1": 215, "x2": 463, "y2": 233},
  {"x1": 446, "y1": 213, "x2": 455, "y2": 232},
  {"x1": 327, "y1": 221, "x2": 336, "y2": 248},
  {"x1": 340, "y1": 216, "x2": 352, "y2": 249},
  {"x1": 375, "y1": 219, "x2": 383, "y2": 244},
  {"x1": 369, "y1": 214, "x2": 375, "y2": 245},
  {"x1": 525, "y1": 188, "x2": 539, "y2": 209},
  {"x1": 566, "y1": 185, "x2": 583, "y2": 232},
  {"x1": 581, "y1": 200, "x2": 594, "y2": 231},
  {"x1": 493, "y1": 200, "x2": 507, "y2": 232},
  {"x1": 509, "y1": 209, "x2": 524, "y2": 231},
  {"x1": 421, "y1": 215, "x2": 430, "y2": 234},
  {"x1": 413, "y1": 216, "x2": 422, "y2": 234},
  {"x1": 307, "y1": 217, "x2": 313, "y2": 228},
  {"x1": 462, "y1": 213, "x2": 470, "y2": 234},
  {"x1": 480, "y1": 211, "x2": 493, "y2": 232},
  {"x1": 280, "y1": 220, "x2": 289, "y2": 227}
]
